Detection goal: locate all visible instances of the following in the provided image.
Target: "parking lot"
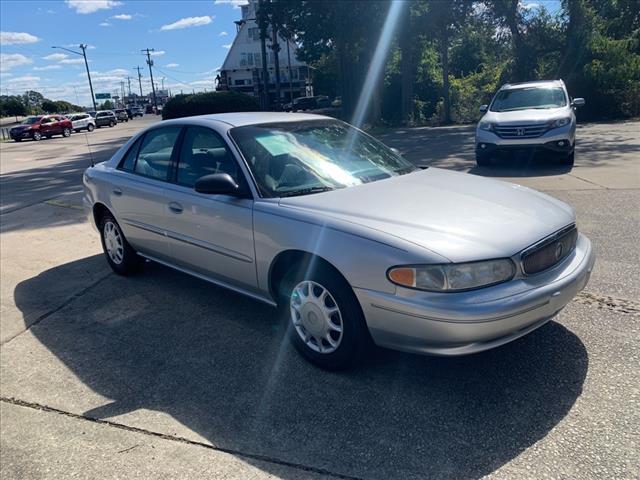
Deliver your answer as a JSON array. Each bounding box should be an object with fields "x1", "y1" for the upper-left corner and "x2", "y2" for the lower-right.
[{"x1": 1, "y1": 117, "x2": 639, "y2": 479}]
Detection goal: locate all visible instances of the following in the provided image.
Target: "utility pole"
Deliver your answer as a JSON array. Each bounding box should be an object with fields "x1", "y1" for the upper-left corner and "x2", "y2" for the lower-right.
[
  {"x1": 134, "y1": 66, "x2": 144, "y2": 97},
  {"x1": 120, "y1": 81, "x2": 125, "y2": 107},
  {"x1": 141, "y1": 49, "x2": 158, "y2": 114},
  {"x1": 52, "y1": 44, "x2": 96, "y2": 111},
  {"x1": 161, "y1": 77, "x2": 165, "y2": 91},
  {"x1": 126, "y1": 76, "x2": 132, "y2": 97}
]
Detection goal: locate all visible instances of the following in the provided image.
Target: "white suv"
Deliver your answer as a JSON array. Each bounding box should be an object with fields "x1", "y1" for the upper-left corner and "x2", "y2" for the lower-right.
[
  {"x1": 67, "y1": 112, "x2": 96, "y2": 133},
  {"x1": 475, "y1": 80, "x2": 584, "y2": 166}
]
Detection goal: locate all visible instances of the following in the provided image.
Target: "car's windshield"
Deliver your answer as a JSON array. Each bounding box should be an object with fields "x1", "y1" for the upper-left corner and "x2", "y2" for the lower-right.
[
  {"x1": 230, "y1": 120, "x2": 417, "y2": 198},
  {"x1": 490, "y1": 87, "x2": 567, "y2": 112},
  {"x1": 21, "y1": 116, "x2": 42, "y2": 125}
]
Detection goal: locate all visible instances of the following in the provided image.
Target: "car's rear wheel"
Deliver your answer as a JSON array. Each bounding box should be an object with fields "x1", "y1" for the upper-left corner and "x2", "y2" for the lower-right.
[
  {"x1": 62, "y1": 128, "x2": 71, "y2": 137},
  {"x1": 280, "y1": 262, "x2": 369, "y2": 370},
  {"x1": 99, "y1": 213, "x2": 143, "y2": 276},
  {"x1": 32, "y1": 131, "x2": 42, "y2": 141},
  {"x1": 87, "y1": 124, "x2": 95, "y2": 132},
  {"x1": 109, "y1": 120, "x2": 115, "y2": 127}
]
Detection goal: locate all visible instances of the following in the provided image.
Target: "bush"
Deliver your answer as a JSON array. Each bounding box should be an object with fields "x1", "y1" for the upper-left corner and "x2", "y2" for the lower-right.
[{"x1": 162, "y1": 91, "x2": 260, "y2": 120}]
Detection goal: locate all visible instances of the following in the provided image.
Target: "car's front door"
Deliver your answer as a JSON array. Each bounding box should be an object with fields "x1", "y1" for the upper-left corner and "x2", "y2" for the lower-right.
[
  {"x1": 109, "y1": 126, "x2": 182, "y2": 261},
  {"x1": 162, "y1": 126, "x2": 257, "y2": 291},
  {"x1": 39, "y1": 117, "x2": 55, "y2": 136}
]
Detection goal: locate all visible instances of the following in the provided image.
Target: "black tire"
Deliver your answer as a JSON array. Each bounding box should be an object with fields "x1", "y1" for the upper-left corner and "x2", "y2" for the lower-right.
[
  {"x1": 561, "y1": 150, "x2": 575, "y2": 167},
  {"x1": 13, "y1": 138, "x2": 22, "y2": 142},
  {"x1": 32, "y1": 131, "x2": 42, "y2": 141},
  {"x1": 279, "y1": 261, "x2": 369, "y2": 370},
  {"x1": 99, "y1": 213, "x2": 144, "y2": 276},
  {"x1": 476, "y1": 151, "x2": 491, "y2": 167},
  {"x1": 109, "y1": 120, "x2": 115, "y2": 127},
  {"x1": 96, "y1": 125, "x2": 101, "y2": 129},
  {"x1": 87, "y1": 123, "x2": 95, "y2": 132},
  {"x1": 62, "y1": 128, "x2": 71, "y2": 137},
  {"x1": 74, "y1": 129, "x2": 80, "y2": 133}
]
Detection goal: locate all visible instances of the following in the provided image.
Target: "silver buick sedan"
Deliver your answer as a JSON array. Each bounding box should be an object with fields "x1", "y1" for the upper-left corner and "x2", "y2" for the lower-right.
[{"x1": 83, "y1": 112, "x2": 595, "y2": 369}]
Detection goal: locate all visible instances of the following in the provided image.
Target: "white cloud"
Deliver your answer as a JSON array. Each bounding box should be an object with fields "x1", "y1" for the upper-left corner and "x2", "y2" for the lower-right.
[
  {"x1": 219, "y1": 31, "x2": 228, "y2": 36},
  {"x1": 1, "y1": 53, "x2": 33, "y2": 72},
  {"x1": 99, "y1": 22, "x2": 112, "y2": 27},
  {"x1": 150, "y1": 50, "x2": 166, "y2": 56},
  {"x1": 222, "y1": 43, "x2": 232, "y2": 49},
  {"x1": 165, "y1": 63, "x2": 179, "y2": 68},
  {"x1": 60, "y1": 58, "x2": 86, "y2": 65},
  {"x1": 0, "y1": 31, "x2": 40, "y2": 45},
  {"x1": 112, "y1": 13, "x2": 132, "y2": 20},
  {"x1": 43, "y1": 53, "x2": 68, "y2": 61},
  {"x1": 33, "y1": 65, "x2": 63, "y2": 71},
  {"x1": 160, "y1": 16, "x2": 213, "y2": 31},
  {"x1": 65, "y1": 0, "x2": 123, "y2": 14},
  {"x1": 5, "y1": 75, "x2": 40, "y2": 84},
  {"x1": 522, "y1": 2, "x2": 540, "y2": 10},
  {"x1": 214, "y1": 0, "x2": 248, "y2": 9}
]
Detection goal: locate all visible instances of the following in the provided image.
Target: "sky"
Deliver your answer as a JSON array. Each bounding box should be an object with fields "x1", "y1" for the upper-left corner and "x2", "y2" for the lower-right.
[
  {"x1": 0, "y1": 0, "x2": 249, "y2": 106},
  {"x1": 0, "y1": 0, "x2": 561, "y2": 108}
]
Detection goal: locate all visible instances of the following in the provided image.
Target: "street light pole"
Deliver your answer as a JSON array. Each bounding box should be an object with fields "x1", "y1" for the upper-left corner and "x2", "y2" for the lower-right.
[{"x1": 52, "y1": 44, "x2": 96, "y2": 111}]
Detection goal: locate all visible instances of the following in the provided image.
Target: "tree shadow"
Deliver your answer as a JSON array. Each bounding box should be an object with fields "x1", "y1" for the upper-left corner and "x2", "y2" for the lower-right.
[{"x1": 15, "y1": 256, "x2": 589, "y2": 479}]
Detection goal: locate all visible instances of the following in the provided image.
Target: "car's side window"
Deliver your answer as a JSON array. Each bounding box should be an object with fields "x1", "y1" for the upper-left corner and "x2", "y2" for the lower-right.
[
  {"x1": 134, "y1": 127, "x2": 181, "y2": 181},
  {"x1": 176, "y1": 126, "x2": 240, "y2": 188},
  {"x1": 119, "y1": 138, "x2": 142, "y2": 172}
]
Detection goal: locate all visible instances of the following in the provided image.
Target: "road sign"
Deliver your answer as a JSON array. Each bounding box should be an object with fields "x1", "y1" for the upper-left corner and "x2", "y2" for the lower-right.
[{"x1": 95, "y1": 93, "x2": 111, "y2": 99}]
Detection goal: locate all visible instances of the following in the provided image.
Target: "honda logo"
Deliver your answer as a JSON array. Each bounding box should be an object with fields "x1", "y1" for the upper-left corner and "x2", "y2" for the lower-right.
[{"x1": 516, "y1": 128, "x2": 526, "y2": 136}]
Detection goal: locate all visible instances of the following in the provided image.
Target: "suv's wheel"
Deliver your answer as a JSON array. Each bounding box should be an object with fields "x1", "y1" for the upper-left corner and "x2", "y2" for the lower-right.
[
  {"x1": 280, "y1": 263, "x2": 369, "y2": 369},
  {"x1": 561, "y1": 150, "x2": 575, "y2": 167},
  {"x1": 99, "y1": 213, "x2": 143, "y2": 275},
  {"x1": 62, "y1": 128, "x2": 71, "y2": 137},
  {"x1": 32, "y1": 131, "x2": 42, "y2": 141},
  {"x1": 476, "y1": 151, "x2": 491, "y2": 167},
  {"x1": 109, "y1": 120, "x2": 116, "y2": 127},
  {"x1": 87, "y1": 123, "x2": 95, "y2": 132}
]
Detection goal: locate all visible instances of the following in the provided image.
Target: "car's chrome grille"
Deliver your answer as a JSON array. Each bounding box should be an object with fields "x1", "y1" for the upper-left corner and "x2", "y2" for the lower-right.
[
  {"x1": 494, "y1": 123, "x2": 549, "y2": 139},
  {"x1": 521, "y1": 225, "x2": 578, "y2": 275}
]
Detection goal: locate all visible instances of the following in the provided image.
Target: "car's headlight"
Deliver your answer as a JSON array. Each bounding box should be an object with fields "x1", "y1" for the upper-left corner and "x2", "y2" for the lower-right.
[
  {"x1": 478, "y1": 121, "x2": 494, "y2": 131},
  {"x1": 387, "y1": 259, "x2": 516, "y2": 292},
  {"x1": 551, "y1": 117, "x2": 571, "y2": 128}
]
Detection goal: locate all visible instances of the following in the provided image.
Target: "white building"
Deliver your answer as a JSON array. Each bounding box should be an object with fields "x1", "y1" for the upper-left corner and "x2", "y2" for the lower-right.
[{"x1": 216, "y1": 0, "x2": 312, "y2": 103}]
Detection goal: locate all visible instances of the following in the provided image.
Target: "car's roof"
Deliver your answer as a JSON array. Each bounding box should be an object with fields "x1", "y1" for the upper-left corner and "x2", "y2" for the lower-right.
[
  {"x1": 166, "y1": 112, "x2": 334, "y2": 128},
  {"x1": 501, "y1": 80, "x2": 564, "y2": 90}
]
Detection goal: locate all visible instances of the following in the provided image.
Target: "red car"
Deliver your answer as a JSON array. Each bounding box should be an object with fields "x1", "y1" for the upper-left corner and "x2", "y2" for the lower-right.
[{"x1": 9, "y1": 115, "x2": 73, "y2": 142}]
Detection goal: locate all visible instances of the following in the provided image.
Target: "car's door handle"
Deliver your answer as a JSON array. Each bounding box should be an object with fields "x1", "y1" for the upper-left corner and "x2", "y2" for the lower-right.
[
  {"x1": 112, "y1": 188, "x2": 122, "y2": 196},
  {"x1": 168, "y1": 202, "x2": 183, "y2": 214}
]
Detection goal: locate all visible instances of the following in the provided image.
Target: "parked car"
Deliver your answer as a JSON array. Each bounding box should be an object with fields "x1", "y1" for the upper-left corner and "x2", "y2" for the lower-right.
[
  {"x1": 87, "y1": 111, "x2": 97, "y2": 118},
  {"x1": 331, "y1": 96, "x2": 342, "y2": 108},
  {"x1": 114, "y1": 109, "x2": 129, "y2": 123},
  {"x1": 131, "y1": 107, "x2": 144, "y2": 117},
  {"x1": 83, "y1": 112, "x2": 595, "y2": 369},
  {"x1": 9, "y1": 115, "x2": 72, "y2": 142},
  {"x1": 476, "y1": 79, "x2": 585, "y2": 167},
  {"x1": 66, "y1": 112, "x2": 96, "y2": 132},
  {"x1": 287, "y1": 96, "x2": 324, "y2": 111},
  {"x1": 145, "y1": 105, "x2": 154, "y2": 114},
  {"x1": 94, "y1": 110, "x2": 117, "y2": 128}
]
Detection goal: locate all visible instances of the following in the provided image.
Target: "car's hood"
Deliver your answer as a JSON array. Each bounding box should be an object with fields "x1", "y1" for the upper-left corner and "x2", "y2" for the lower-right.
[
  {"x1": 482, "y1": 107, "x2": 568, "y2": 125},
  {"x1": 278, "y1": 168, "x2": 574, "y2": 262}
]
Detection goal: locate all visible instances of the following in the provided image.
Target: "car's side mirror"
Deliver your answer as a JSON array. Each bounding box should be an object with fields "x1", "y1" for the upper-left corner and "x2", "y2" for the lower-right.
[
  {"x1": 479, "y1": 104, "x2": 488, "y2": 113},
  {"x1": 195, "y1": 173, "x2": 241, "y2": 196},
  {"x1": 572, "y1": 98, "x2": 585, "y2": 107}
]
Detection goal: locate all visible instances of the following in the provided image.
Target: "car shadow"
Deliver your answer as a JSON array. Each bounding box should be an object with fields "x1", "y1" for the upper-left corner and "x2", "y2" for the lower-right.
[{"x1": 14, "y1": 255, "x2": 589, "y2": 479}]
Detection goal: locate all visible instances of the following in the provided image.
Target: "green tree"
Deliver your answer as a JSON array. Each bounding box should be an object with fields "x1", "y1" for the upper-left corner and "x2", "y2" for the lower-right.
[{"x1": 0, "y1": 95, "x2": 27, "y2": 120}]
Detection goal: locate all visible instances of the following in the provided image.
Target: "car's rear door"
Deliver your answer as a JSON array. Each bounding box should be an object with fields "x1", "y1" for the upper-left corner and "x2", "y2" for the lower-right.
[
  {"x1": 108, "y1": 126, "x2": 183, "y2": 261},
  {"x1": 162, "y1": 125, "x2": 257, "y2": 290}
]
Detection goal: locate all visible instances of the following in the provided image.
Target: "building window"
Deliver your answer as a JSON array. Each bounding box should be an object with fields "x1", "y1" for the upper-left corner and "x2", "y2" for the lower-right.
[
  {"x1": 235, "y1": 79, "x2": 246, "y2": 86},
  {"x1": 248, "y1": 27, "x2": 260, "y2": 42},
  {"x1": 240, "y1": 53, "x2": 247, "y2": 66}
]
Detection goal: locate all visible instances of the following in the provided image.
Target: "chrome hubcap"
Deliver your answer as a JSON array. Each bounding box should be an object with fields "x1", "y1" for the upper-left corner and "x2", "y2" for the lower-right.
[
  {"x1": 103, "y1": 221, "x2": 124, "y2": 264},
  {"x1": 290, "y1": 280, "x2": 343, "y2": 354}
]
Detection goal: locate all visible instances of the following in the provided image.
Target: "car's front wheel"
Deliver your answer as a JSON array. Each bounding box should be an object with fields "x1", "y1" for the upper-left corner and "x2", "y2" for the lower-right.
[
  {"x1": 109, "y1": 120, "x2": 115, "y2": 127},
  {"x1": 99, "y1": 213, "x2": 143, "y2": 275},
  {"x1": 280, "y1": 263, "x2": 369, "y2": 369},
  {"x1": 32, "y1": 131, "x2": 42, "y2": 141},
  {"x1": 87, "y1": 123, "x2": 95, "y2": 132},
  {"x1": 561, "y1": 150, "x2": 575, "y2": 167},
  {"x1": 476, "y1": 151, "x2": 491, "y2": 167}
]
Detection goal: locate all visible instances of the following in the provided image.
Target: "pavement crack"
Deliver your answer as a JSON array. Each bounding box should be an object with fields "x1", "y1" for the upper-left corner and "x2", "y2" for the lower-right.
[
  {"x1": 575, "y1": 291, "x2": 640, "y2": 315},
  {"x1": 0, "y1": 396, "x2": 364, "y2": 480},
  {"x1": 0, "y1": 271, "x2": 113, "y2": 347}
]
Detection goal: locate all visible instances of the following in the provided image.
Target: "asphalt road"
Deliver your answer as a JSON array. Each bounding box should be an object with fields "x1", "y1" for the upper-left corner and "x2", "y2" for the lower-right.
[{"x1": 0, "y1": 117, "x2": 638, "y2": 479}]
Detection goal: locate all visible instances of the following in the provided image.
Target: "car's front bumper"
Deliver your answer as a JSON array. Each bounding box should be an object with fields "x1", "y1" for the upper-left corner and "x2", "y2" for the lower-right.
[
  {"x1": 475, "y1": 123, "x2": 575, "y2": 156},
  {"x1": 9, "y1": 130, "x2": 32, "y2": 139},
  {"x1": 355, "y1": 233, "x2": 594, "y2": 356}
]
